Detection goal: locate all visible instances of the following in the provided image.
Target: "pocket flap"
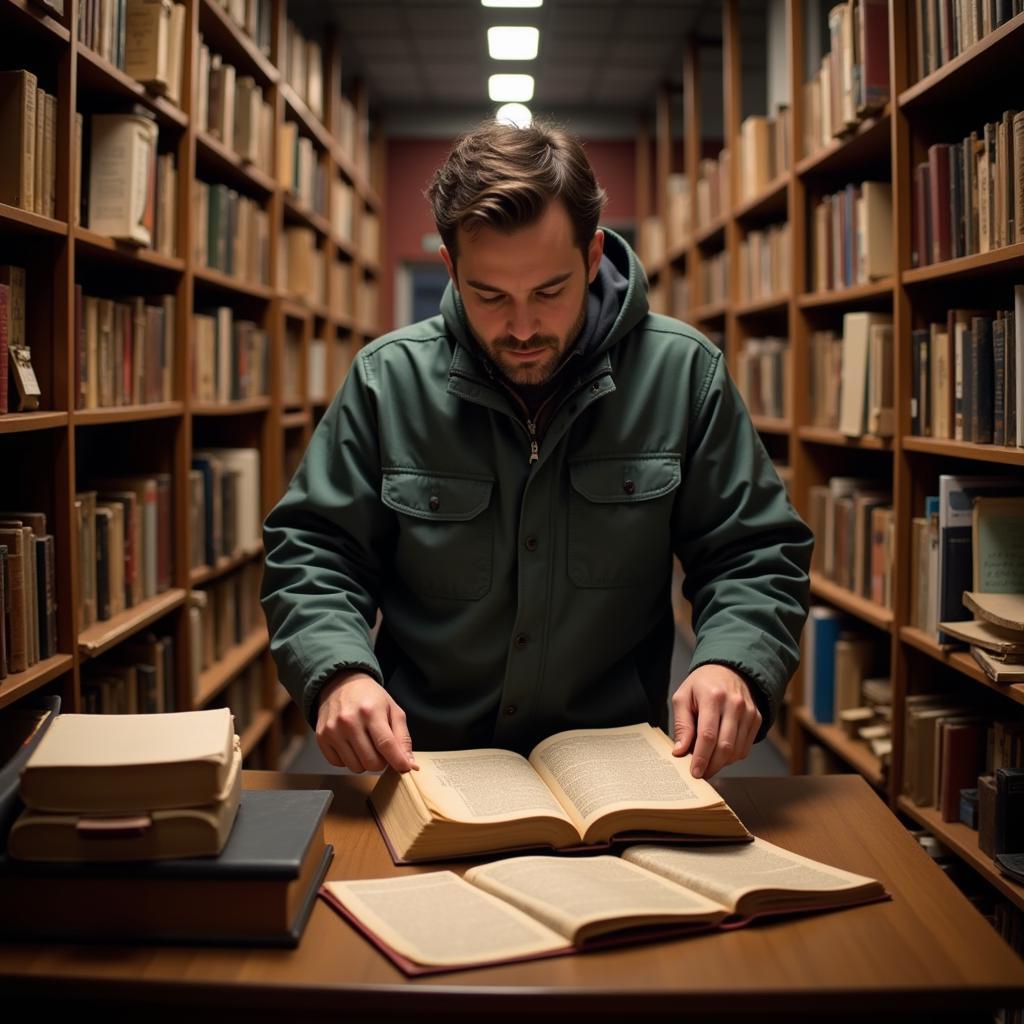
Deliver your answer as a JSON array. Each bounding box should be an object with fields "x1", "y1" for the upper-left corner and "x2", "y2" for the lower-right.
[
  {"x1": 569, "y1": 454, "x2": 681, "y2": 504},
  {"x1": 382, "y1": 469, "x2": 494, "y2": 521}
]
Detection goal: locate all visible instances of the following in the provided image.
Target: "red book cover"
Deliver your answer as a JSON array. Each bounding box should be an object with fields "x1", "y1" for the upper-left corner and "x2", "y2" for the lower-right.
[
  {"x1": 857, "y1": 0, "x2": 890, "y2": 111},
  {"x1": 928, "y1": 143, "x2": 952, "y2": 263},
  {"x1": 914, "y1": 161, "x2": 931, "y2": 267},
  {"x1": 940, "y1": 722, "x2": 984, "y2": 822}
]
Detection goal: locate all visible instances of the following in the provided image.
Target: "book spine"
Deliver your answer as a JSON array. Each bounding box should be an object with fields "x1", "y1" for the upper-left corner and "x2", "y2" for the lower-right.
[
  {"x1": 972, "y1": 316, "x2": 994, "y2": 443},
  {"x1": 0, "y1": 283, "x2": 8, "y2": 416},
  {"x1": 993, "y1": 316, "x2": 1006, "y2": 446}
]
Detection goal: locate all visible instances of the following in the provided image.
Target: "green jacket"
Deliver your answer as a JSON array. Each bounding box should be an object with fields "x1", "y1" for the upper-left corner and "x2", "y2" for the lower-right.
[{"x1": 261, "y1": 230, "x2": 813, "y2": 754}]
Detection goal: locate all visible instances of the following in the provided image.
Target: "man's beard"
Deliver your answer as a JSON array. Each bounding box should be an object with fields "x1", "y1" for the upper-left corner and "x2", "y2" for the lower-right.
[{"x1": 480, "y1": 292, "x2": 588, "y2": 387}]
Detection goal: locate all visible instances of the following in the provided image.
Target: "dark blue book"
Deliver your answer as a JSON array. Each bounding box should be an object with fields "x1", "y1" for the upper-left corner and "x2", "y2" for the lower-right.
[{"x1": 0, "y1": 788, "x2": 334, "y2": 947}]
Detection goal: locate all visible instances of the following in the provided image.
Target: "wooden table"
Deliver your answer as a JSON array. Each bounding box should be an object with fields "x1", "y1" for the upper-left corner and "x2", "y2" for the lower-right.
[{"x1": 2, "y1": 771, "x2": 1022, "y2": 1022}]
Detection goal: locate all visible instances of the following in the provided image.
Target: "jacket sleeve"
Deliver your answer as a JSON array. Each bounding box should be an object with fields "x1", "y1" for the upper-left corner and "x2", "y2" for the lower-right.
[
  {"x1": 260, "y1": 351, "x2": 392, "y2": 727},
  {"x1": 672, "y1": 343, "x2": 814, "y2": 742}
]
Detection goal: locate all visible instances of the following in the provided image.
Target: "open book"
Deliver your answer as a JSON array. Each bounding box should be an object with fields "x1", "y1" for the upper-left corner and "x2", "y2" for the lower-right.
[
  {"x1": 369, "y1": 724, "x2": 752, "y2": 863},
  {"x1": 320, "y1": 837, "x2": 889, "y2": 974}
]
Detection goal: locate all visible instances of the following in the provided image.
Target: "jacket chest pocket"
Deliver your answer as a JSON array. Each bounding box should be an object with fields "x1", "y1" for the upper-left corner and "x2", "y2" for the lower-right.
[
  {"x1": 381, "y1": 469, "x2": 495, "y2": 600},
  {"x1": 567, "y1": 454, "x2": 681, "y2": 588}
]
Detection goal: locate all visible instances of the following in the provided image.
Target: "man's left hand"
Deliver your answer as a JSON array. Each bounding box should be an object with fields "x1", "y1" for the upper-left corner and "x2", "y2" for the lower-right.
[{"x1": 671, "y1": 664, "x2": 762, "y2": 779}]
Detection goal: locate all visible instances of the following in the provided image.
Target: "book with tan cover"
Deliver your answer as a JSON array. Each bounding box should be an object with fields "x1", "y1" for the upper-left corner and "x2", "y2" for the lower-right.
[
  {"x1": 963, "y1": 591, "x2": 1024, "y2": 632},
  {"x1": 937, "y1": 617, "x2": 1024, "y2": 654},
  {"x1": 9, "y1": 738, "x2": 242, "y2": 861},
  {"x1": 19, "y1": 708, "x2": 235, "y2": 813},
  {"x1": 321, "y1": 839, "x2": 888, "y2": 975},
  {"x1": 369, "y1": 724, "x2": 752, "y2": 864}
]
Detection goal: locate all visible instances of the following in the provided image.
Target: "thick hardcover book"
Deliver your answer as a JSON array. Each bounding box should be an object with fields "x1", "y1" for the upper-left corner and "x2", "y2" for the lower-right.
[
  {"x1": 929, "y1": 142, "x2": 952, "y2": 263},
  {"x1": 969, "y1": 315, "x2": 994, "y2": 443},
  {"x1": 369, "y1": 724, "x2": 752, "y2": 865},
  {"x1": 993, "y1": 315, "x2": 1006, "y2": 446},
  {"x1": 320, "y1": 840, "x2": 889, "y2": 976},
  {"x1": 0, "y1": 788, "x2": 334, "y2": 947}
]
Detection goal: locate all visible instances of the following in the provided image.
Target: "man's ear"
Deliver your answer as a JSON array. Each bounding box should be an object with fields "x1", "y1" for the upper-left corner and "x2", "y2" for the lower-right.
[
  {"x1": 439, "y1": 244, "x2": 458, "y2": 289},
  {"x1": 586, "y1": 229, "x2": 605, "y2": 283}
]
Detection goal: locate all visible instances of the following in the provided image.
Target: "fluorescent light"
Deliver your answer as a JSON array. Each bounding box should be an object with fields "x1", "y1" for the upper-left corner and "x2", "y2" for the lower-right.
[
  {"x1": 488, "y1": 26, "x2": 539, "y2": 60},
  {"x1": 495, "y1": 103, "x2": 532, "y2": 127},
  {"x1": 488, "y1": 74, "x2": 534, "y2": 102},
  {"x1": 482, "y1": 1, "x2": 542, "y2": 7}
]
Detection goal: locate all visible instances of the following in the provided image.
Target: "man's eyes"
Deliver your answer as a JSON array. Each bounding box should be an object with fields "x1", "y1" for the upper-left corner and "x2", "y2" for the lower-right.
[{"x1": 475, "y1": 289, "x2": 564, "y2": 304}]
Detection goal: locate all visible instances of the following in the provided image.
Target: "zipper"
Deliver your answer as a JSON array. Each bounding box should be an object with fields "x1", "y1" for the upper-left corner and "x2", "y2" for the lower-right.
[{"x1": 526, "y1": 419, "x2": 539, "y2": 464}]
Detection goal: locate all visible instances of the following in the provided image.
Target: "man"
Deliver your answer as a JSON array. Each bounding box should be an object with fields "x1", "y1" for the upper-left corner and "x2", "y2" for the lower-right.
[{"x1": 261, "y1": 120, "x2": 813, "y2": 782}]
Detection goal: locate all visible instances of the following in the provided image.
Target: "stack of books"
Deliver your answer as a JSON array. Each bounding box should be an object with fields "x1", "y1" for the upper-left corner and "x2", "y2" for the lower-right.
[
  {"x1": 941, "y1": 591, "x2": 1024, "y2": 684},
  {"x1": 0, "y1": 708, "x2": 334, "y2": 946}
]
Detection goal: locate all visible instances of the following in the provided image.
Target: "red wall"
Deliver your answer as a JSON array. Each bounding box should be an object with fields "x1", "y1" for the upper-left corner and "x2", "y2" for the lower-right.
[{"x1": 381, "y1": 137, "x2": 637, "y2": 332}]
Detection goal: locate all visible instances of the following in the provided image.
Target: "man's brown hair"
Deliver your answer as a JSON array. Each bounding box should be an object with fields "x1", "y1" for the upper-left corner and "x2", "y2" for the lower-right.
[{"x1": 425, "y1": 119, "x2": 607, "y2": 262}]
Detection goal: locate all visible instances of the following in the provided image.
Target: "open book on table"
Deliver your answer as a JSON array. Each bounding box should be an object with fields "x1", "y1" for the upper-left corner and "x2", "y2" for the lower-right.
[
  {"x1": 369, "y1": 723, "x2": 753, "y2": 863},
  {"x1": 320, "y1": 837, "x2": 890, "y2": 975}
]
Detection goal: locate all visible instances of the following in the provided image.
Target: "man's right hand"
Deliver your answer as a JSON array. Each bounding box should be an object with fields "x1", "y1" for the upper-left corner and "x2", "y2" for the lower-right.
[{"x1": 315, "y1": 672, "x2": 419, "y2": 774}]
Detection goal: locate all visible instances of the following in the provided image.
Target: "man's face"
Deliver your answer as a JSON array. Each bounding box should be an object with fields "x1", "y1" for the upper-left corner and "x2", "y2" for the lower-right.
[{"x1": 440, "y1": 201, "x2": 604, "y2": 386}]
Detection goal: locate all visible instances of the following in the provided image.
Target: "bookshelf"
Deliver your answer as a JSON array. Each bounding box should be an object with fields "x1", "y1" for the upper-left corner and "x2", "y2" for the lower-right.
[
  {"x1": 639, "y1": 0, "x2": 1024, "y2": 912},
  {"x1": 0, "y1": 0, "x2": 383, "y2": 773}
]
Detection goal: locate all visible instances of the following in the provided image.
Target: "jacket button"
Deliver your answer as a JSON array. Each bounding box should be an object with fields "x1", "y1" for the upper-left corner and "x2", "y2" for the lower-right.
[
  {"x1": 429, "y1": 495, "x2": 440, "y2": 511},
  {"x1": 591, "y1": 382, "x2": 600, "y2": 393},
  {"x1": 504, "y1": 704, "x2": 517, "y2": 716},
  {"x1": 514, "y1": 633, "x2": 529, "y2": 649},
  {"x1": 623, "y1": 479, "x2": 636, "y2": 495},
  {"x1": 524, "y1": 536, "x2": 538, "y2": 552}
]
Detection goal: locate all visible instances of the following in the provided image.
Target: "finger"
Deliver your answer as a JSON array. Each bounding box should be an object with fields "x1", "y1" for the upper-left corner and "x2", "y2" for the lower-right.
[
  {"x1": 672, "y1": 685, "x2": 696, "y2": 756},
  {"x1": 690, "y1": 694, "x2": 722, "y2": 779},
  {"x1": 737, "y1": 707, "x2": 760, "y2": 761},
  {"x1": 371, "y1": 705, "x2": 417, "y2": 773},
  {"x1": 704, "y1": 693, "x2": 744, "y2": 779},
  {"x1": 387, "y1": 703, "x2": 419, "y2": 771},
  {"x1": 316, "y1": 731, "x2": 345, "y2": 768},
  {"x1": 347, "y1": 719, "x2": 388, "y2": 773},
  {"x1": 336, "y1": 737, "x2": 366, "y2": 773}
]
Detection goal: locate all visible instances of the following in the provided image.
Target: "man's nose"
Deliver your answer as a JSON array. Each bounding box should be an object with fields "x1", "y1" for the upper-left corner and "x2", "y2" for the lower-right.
[{"x1": 507, "y1": 303, "x2": 537, "y2": 341}]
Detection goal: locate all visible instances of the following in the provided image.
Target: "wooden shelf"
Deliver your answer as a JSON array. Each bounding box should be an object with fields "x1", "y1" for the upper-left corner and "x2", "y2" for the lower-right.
[
  {"x1": 195, "y1": 130, "x2": 277, "y2": 196},
  {"x1": 694, "y1": 216, "x2": 727, "y2": 249},
  {"x1": 0, "y1": 654, "x2": 74, "y2": 712},
  {"x1": 281, "y1": 83, "x2": 334, "y2": 153},
  {"x1": 666, "y1": 239, "x2": 689, "y2": 264},
  {"x1": 750, "y1": 414, "x2": 792, "y2": 435},
  {"x1": 197, "y1": 0, "x2": 278, "y2": 87},
  {"x1": 195, "y1": 629, "x2": 269, "y2": 708},
  {"x1": 798, "y1": 425, "x2": 893, "y2": 450},
  {"x1": 898, "y1": 12, "x2": 1024, "y2": 112},
  {"x1": 899, "y1": 626, "x2": 1024, "y2": 707},
  {"x1": 901, "y1": 436, "x2": 1024, "y2": 467},
  {"x1": 902, "y1": 241, "x2": 1024, "y2": 286},
  {"x1": 897, "y1": 796, "x2": 1024, "y2": 914},
  {"x1": 283, "y1": 194, "x2": 332, "y2": 238},
  {"x1": 283, "y1": 297, "x2": 331, "y2": 322},
  {"x1": 193, "y1": 265, "x2": 275, "y2": 301},
  {"x1": 0, "y1": 203, "x2": 67, "y2": 237},
  {"x1": 74, "y1": 229, "x2": 185, "y2": 272},
  {"x1": 75, "y1": 44, "x2": 188, "y2": 130},
  {"x1": 797, "y1": 278, "x2": 894, "y2": 310},
  {"x1": 765, "y1": 721, "x2": 791, "y2": 764},
  {"x1": 1, "y1": 0, "x2": 69, "y2": 41},
  {"x1": 73, "y1": 402, "x2": 184, "y2": 426},
  {"x1": 644, "y1": 258, "x2": 665, "y2": 281},
  {"x1": 0, "y1": 411, "x2": 68, "y2": 434},
  {"x1": 794, "y1": 705, "x2": 886, "y2": 789},
  {"x1": 189, "y1": 545, "x2": 264, "y2": 587},
  {"x1": 78, "y1": 588, "x2": 187, "y2": 660},
  {"x1": 734, "y1": 294, "x2": 789, "y2": 318},
  {"x1": 281, "y1": 410, "x2": 310, "y2": 429},
  {"x1": 691, "y1": 301, "x2": 728, "y2": 322},
  {"x1": 809, "y1": 571, "x2": 894, "y2": 632},
  {"x1": 733, "y1": 175, "x2": 788, "y2": 222},
  {"x1": 191, "y1": 397, "x2": 271, "y2": 416},
  {"x1": 795, "y1": 106, "x2": 890, "y2": 179},
  {"x1": 334, "y1": 235, "x2": 358, "y2": 261},
  {"x1": 240, "y1": 708, "x2": 275, "y2": 758}
]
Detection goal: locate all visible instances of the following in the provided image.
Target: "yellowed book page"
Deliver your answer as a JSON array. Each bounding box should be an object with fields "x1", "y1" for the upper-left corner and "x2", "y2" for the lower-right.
[
  {"x1": 412, "y1": 749, "x2": 575, "y2": 827},
  {"x1": 623, "y1": 837, "x2": 880, "y2": 913},
  {"x1": 464, "y1": 855, "x2": 728, "y2": 942},
  {"x1": 527, "y1": 723, "x2": 722, "y2": 833},
  {"x1": 323, "y1": 871, "x2": 566, "y2": 968}
]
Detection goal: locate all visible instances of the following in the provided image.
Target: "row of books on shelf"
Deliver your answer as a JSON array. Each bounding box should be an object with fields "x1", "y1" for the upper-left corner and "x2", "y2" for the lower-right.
[
  {"x1": 736, "y1": 337, "x2": 789, "y2": 421},
  {"x1": 280, "y1": 121, "x2": 327, "y2": 214},
  {"x1": 695, "y1": 151, "x2": 728, "y2": 229},
  {"x1": 281, "y1": 18, "x2": 325, "y2": 120},
  {"x1": 76, "y1": 477, "x2": 173, "y2": 629},
  {"x1": 737, "y1": 109, "x2": 790, "y2": 202},
  {"x1": 75, "y1": 289, "x2": 175, "y2": 409},
  {"x1": 697, "y1": 250, "x2": 728, "y2": 308},
  {"x1": 737, "y1": 221, "x2": 791, "y2": 303},
  {"x1": 913, "y1": 0, "x2": 1024, "y2": 82},
  {"x1": 78, "y1": 0, "x2": 186, "y2": 107},
  {"x1": 802, "y1": 0, "x2": 889, "y2": 159},
  {"x1": 194, "y1": 180, "x2": 270, "y2": 285},
  {"x1": 82, "y1": 629, "x2": 177, "y2": 714},
  {"x1": 188, "y1": 560, "x2": 262, "y2": 680},
  {"x1": 0, "y1": 266, "x2": 42, "y2": 416},
  {"x1": 913, "y1": 113, "x2": 1024, "y2": 269},
  {"x1": 810, "y1": 311, "x2": 894, "y2": 437},
  {"x1": 810, "y1": 181, "x2": 892, "y2": 293},
  {"x1": 807, "y1": 477, "x2": 894, "y2": 608},
  {"x1": 307, "y1": 336, "x2": 353, "y2": 403},
  {"x1": 203, "y1": 658, "x2": 264, "y2": 736},
  {"x1": 910, "y1": 295, "x2": 1022, "y2": 446},
  {"x1": 79, "y1": 108, "x2": 178, "y2": 253},
  {"x1": 189, "y1": 447, "x2": 262, "y2": 569},
  {"x1": 197, "y1": 37, "x2": 275, "y2": 178},
  {"x1": 0, "y1": 70, "x2": 58, "y2": 219},
  {"x1": 0, "y1": 512, "x2": 57, "y2": 678},
  {"x1": 211, "y1": 0, "x2": 273, "y2": 57},
  {"x1": 192, "y1": 310, "x2": 268, "y2": 404},
  {"x1": 910, "y1": 478, "x2": 1024, "y2": 642}
]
